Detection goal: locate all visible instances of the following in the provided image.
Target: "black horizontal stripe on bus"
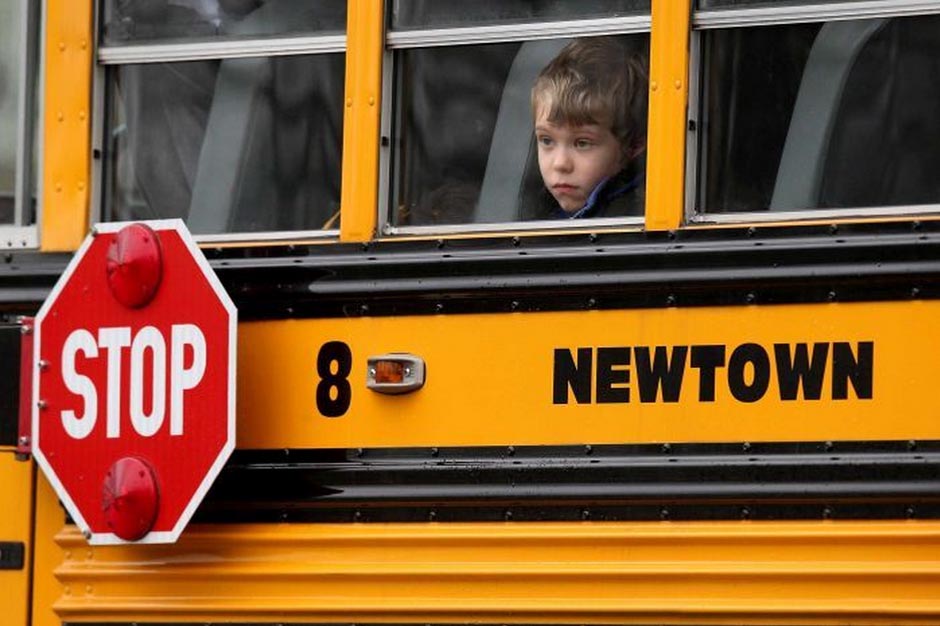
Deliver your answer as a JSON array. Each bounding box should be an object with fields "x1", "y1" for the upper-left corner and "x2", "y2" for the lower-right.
[
  {"x1": 3, "y1": 221, "x2": 940, "y2": 318},
  {"x1": 192, "y1": 440, "x2": 940, "y2": 523}
]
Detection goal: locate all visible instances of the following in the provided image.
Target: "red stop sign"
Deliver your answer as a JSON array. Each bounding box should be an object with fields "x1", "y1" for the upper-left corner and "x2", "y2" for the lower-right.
[{"x1": 32, "y1": 220, "x2": 236, "y2": 545}]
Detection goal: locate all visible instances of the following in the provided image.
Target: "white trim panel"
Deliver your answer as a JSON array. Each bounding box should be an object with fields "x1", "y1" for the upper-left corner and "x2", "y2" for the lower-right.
[
  {"x1": 387, "y1": 16, "x2": 651, "y2": 49},
  {"x1": 694, "y1": 0, "x2": 940, "y2": 29},
  {"x1": 98, "y1": 34, "x2": 347, "y2": 64}
]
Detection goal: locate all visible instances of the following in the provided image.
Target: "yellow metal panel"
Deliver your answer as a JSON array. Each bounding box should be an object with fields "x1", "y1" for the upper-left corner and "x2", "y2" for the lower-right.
[
  {"x1": 0, "y1": 453, "x2": 32, "y2": 626},
  {"x1": 238, "y1": 301, "x2": 936, "y2": 449},
  {"x1": 645, "y1": 0, "x2": 690, "y2": 231},
  {"x1": 51, "y1": 520, "x2": 940, "y2": 624},
  {"x1": 339, "y1": 0, "x2": 385, "y2": 242},
  {"x1": 41, "y1": 0, "x2": 93, "y2": 252},
  {"x1": 31, "y1": 471, "x2": 66, "y2": 626}
]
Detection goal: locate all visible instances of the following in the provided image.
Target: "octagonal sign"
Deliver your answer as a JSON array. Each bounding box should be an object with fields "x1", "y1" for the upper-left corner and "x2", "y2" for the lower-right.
[{"x1": 32, "y1": 219, "x2": 236, "y2": 544}]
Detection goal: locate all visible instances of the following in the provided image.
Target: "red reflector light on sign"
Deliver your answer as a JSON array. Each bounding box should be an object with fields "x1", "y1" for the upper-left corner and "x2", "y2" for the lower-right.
[{"x1": 102, "y1": 457, "x2": 159, "y2": 542}]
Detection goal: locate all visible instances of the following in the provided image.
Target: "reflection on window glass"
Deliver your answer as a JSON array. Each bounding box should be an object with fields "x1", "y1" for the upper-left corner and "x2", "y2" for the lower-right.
[
  {"x1": 699, "y1": 14, "x2": 940, "y2": 213},
  {"x1": 101, "y1": 0, "x2": 346, "y2": 45},
  {"x1": 391, "y1": 0, "x2": 650, "y2": 30},
  {"x1": 105, "y1": 53, "x2": 344, "y2": 234},
  {"x1": 0, "y1": 1, "x2": 23, "y2": 224},
  {"x1": 698, "y1": 0, "x2": 865, "y2": 8},
  {"x1": 391, "y1": 34, "x2": 648, "y2": 226}
]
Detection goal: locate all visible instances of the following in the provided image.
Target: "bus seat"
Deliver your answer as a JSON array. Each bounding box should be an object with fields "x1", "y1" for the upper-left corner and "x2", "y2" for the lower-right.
[
  {"x1": 187, "y1": 0, "x2": 342, "y2": 234},
  {"x1": 474, "y1": 38, "x2": 570, "y2": 223},
  {"x1": 769, "y1": 19, "x2": 886, "y2": 211}
]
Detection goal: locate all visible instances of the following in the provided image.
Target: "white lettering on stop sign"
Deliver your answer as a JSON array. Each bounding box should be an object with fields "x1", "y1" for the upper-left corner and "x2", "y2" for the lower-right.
[{"x1": 60, "y1": 324, "x2": 206, "y2": 440}]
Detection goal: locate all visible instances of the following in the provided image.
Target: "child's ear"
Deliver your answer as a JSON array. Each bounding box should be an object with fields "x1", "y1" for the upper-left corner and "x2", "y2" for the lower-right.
[{"x1": 626, "y1": 141, "x2": 646, "y2": 162}]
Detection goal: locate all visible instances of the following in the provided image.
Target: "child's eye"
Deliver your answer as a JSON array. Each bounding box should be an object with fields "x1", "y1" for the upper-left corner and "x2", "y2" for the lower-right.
[
  {"x1": 537, "y1": 135, "x2": 554, "y2": 147},
  {"x1": 574, "y1": 138, "x2": 595, "y2": 149}
]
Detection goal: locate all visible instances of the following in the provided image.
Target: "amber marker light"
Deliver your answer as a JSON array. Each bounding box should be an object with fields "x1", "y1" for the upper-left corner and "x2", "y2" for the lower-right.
[{"x1": 366, "y1": 354, "x2": 426, "y2": 394}]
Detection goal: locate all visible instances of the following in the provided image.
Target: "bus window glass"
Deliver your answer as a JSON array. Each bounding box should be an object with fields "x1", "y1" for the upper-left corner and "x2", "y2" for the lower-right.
[
  {"x1": 101, "y1": 0, "x2": 347, "y2": 45},
  {"x1": 391, "y1": 0, "x2": 650, "y2": 29},
  {"x1": 103, "y1": 53, "x2": 344, "y2": 234},
  {"x1": 0, "y1": 1, "x2": 25, "y2": 224},
  {"x1": 390, "y1": 34, "x2": 649, "y2": 227},
  {"x1": 698, "y1": 0, "x2": 867, "y2": 7},
  {"x1": 698, "y1": 13, "x2": 940, "y2": 213}
]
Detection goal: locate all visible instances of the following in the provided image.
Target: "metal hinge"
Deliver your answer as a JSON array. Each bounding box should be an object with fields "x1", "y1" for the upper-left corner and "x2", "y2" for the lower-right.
[{"x1": 15, "y1": 317, "x2": 33, "y2": 461}]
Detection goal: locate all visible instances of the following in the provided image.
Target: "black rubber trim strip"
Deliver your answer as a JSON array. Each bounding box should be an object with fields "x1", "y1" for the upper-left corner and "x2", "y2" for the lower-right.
[
  {"x1": 0, "y1": 325, "x2": 21, "y2": 446},
  {"x1": 2, "y1": 221, "x2": 940, "y2": 319},
  {"x1": 194, "y1": 440, "x2": 940, "y2": 523}
]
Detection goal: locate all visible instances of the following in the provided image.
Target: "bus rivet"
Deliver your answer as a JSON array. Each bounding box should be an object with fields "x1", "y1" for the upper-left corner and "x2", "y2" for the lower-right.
[
  {"x1": 674, "y1": 79, "x2": 682, "y2": 89},
  {"x1": 651, "y1": 81, "x2": 658, "y2": 91}
]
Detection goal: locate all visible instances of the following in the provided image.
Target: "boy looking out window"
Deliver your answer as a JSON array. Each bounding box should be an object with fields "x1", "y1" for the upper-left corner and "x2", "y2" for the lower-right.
[{"x1": 532, "y1": 37, "x2": 648, "y2": 219}]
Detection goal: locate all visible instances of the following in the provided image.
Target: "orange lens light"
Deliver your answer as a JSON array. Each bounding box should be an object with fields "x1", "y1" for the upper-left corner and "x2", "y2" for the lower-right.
[{"x1": 374, "y1": 360, "x2": 405, "y2": 384}]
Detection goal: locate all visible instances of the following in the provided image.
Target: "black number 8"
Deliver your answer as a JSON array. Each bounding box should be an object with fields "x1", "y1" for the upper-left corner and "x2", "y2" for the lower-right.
[{"x1": 316, "y1": 341, "x2": 352, "y2": 417}]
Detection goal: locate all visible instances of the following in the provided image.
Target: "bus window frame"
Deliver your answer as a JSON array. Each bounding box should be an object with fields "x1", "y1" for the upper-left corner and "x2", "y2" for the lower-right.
[
  {"x1": 685, "y1": 0, "x2": 940, "y2": 224},
  {"x1": 92, "y1": 10, "x2": 348, "y2": 245},
  {"x1": 0, "y1": 0, "x2": 40, "y2": 249},
  {"x1": 379, "y1": 14, "x2": 652, "y2": 237}
]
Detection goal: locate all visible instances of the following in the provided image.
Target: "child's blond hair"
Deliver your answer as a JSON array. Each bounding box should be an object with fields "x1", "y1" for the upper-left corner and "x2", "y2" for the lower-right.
[{"x1": 532, "y1": 37, "x2": 648, "y2": 163}]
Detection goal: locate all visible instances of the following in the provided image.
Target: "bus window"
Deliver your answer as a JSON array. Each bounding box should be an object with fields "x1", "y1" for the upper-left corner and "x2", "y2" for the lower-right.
[
  {"x1": 385, "y1": 2, "x2": 650, "y2": 231},
  {"x1": 391, "y1": 0, "x2": 650, "y2": 29},
  {"x1": 0, "y1": 0, "x2": 38, "y2": 243},
  {"x1": 98, "y1": 0, "x2": 345, "y2": 238},
  {"x1": 694, "y1": 5, "x2": 940, "y2": 217},
  {"x1": 101, "y1": 0, "x2": 346, "y2": 44},
  {"x1": 699, "y1": 0, "x2": 870, "y2": 7}
]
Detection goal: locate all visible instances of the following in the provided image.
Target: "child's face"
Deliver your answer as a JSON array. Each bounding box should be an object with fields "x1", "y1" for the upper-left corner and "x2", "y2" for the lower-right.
[{"x1": 535, "y1": 109, "x2": 623, "y2": 213}]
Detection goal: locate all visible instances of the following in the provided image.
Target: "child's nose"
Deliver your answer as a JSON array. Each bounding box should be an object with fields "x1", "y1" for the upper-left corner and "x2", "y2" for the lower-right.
[{"x1": 553, "y1": 147, "x2": 574, "y2": 171}]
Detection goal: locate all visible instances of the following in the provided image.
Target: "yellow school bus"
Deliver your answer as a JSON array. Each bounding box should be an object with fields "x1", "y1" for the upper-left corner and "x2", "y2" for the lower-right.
[{"x1": 3, "y1": 0, "x2": 940, "y2": 624}]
